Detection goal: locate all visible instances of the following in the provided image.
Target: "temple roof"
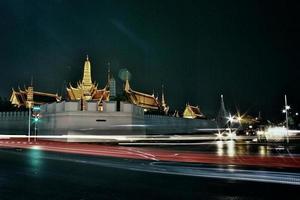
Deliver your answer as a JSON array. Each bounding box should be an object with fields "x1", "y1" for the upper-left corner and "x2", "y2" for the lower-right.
[
  {"x1": 10, "y1": 88, "x2": 61, "y2": 107},
  {"x1": 66, "y1": 56, "x2": 110, "y2": 102},
  {"x1": 183, "y1": 104, "x2": 205, "y2": 119},
  {"x1": 124, "y1": 79, "x2": 160, "y2": 110}
]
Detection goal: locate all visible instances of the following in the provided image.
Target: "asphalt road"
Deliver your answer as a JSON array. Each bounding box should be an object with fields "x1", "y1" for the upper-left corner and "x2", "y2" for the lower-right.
[{"x1": 0, "y1": 144, "x2": 299, "y2": 200}]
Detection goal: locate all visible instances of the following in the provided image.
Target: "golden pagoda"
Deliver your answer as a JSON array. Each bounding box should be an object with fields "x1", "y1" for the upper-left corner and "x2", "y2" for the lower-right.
[
  {"x1": 124, "y1": 77, "x2": 160, "y2": 111},
  {"x1": 66, "y1": 56, "x2": 110, "y2": 105},
  {"x1": 183, "y1": 104, "x2": 205, "y2": 119}
]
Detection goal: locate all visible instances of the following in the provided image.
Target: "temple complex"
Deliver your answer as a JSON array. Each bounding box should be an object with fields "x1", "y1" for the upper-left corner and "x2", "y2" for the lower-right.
[
  {"x1": 66, "y1": 56, "x2": 110, "y2": 110},
  {"x1": 3, "y1": 55, "x2": 220, "y2": 141},
  {"x1": 8, "y1": 55, "x2": 209, "y2": 120}
]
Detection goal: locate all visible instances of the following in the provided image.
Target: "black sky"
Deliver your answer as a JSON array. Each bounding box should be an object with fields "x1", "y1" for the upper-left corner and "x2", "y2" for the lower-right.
[{"x1": 0, "y1": 0, "x2": 299, "y2": 119}]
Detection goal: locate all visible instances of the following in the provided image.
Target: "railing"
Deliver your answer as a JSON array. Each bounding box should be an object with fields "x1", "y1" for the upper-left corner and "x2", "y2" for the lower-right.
[{"x1": 0, "y1": 111, "x2": 29, "y2": 118}]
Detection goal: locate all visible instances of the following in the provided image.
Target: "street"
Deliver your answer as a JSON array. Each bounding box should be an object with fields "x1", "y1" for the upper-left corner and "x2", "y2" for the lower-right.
[{"x1": 0, "y1": 140, "x2": 299, "y2": 199}]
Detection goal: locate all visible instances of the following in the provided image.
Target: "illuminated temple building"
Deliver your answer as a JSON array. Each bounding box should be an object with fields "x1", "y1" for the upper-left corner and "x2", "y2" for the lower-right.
[
  {"x1": 66, "y1": 56, "x2": 110, "y2": 110},
  {"x1": 124, "y1": 78, "x2": 164, "y2": 111},
  {"x1": 183, "y1": 104, "x2": 205, "y2": 119},
  {"x1": 10, "y1": 87, "x2": 61, "y2": 107}
]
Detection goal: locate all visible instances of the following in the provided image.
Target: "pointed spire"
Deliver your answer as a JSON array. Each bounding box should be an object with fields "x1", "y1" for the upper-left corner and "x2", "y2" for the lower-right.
[
  {"x1": 161, "y1": 84, "x2": 166, "y2": 106},
  {"x1": 107, "y1": 62, "x2": 111, "y2": 84},
  {"x1": 124, "y1": 79, "x2": 130, "y2": 92},
  {"x1": 124, "y1": 70, "x2": 130, "y2": 91},
  {"x1": 82, "y1": 55, "x2": 92, "y2": 86},
  {"x1": 30, "y1": 76, "x2": 33, "y2": 86},
  {"x1": 217, "y1": 94, "x2": 228, "y2": 127},
  {"x1": 220, "y1": 94, "x2": 225, "y2": 111}
]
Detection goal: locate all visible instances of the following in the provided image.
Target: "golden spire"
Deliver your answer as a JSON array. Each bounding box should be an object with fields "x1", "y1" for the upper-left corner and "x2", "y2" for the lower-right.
[
  {"x1": 124, "y1": 70, "x2": 130, "y2": 92},
  {"x1": 107, "y1": 62, "x2": 111, "y2": 85},
  {"x1": 161, "y1": 84, "x2": 166, "y2": 107},
  {"x1": 82, "y1": 55, "x2": 92, "y2": 86}
]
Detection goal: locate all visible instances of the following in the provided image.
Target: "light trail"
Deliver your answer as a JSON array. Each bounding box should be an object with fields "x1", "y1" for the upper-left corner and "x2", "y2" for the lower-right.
[
  {"x1": 0, "y1": 134, "x2": 257, "y2": 142},
  {"x1": 119, "y1": 142, "x2": 217, "y2": 146},
  {"x1": 3, "y1": 147, "x2": 298, "y2": 186},
  {"x1": 143, "y1": 163, "x2": 300, "y2": 186},
  {"x1": 1, "y1": 139, "x2": 300, "y2": 169}
]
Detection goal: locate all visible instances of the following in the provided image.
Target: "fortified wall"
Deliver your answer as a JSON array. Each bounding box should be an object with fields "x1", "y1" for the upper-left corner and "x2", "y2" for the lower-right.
[
  {"x1": 0, "y1": 101, "x2": 217, "y2": 142},
  {"x1": 0, "y1": 101, "x2": 145, "y2": 141},
  {"x1": 38, "y1": 101, "x2": 145, "y2": 141},
  {"x1": 0, "y1": 111, "x2": 29, "y2": 134}
]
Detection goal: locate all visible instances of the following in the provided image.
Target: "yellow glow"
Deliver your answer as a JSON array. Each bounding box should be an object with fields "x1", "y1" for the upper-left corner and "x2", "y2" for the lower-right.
[
  {"x1": 216, "y1": 141, "x2": 224, "y2": 156},
  {"x1": 31, "y1": 145, "x2": 41, "y2": 150},
  {"x1": 226, "y1": 140, "x2": 235, "y2": 157}
]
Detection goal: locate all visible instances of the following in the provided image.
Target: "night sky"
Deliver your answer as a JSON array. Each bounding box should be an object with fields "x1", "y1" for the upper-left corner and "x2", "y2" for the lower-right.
[{"x1": 0, "y1": 0, "x2": 299, "y2": 120}]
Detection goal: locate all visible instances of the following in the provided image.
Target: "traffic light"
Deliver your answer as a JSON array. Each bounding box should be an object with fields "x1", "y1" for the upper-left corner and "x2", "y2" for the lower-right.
[
  {"x1": 33, "y1": 106, "x2": 41, "y2": 111},
  {"x1": 32, "y1": 106, "x2": 41, "y2": 123},
  {"x1": 34, "y1": 117, "x2": 39, "y2": 122}
]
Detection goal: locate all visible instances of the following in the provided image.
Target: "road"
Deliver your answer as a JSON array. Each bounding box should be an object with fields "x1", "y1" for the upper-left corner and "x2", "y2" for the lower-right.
[{"x1": 0, "y1": 139, "x2": 300, "y2": 199}]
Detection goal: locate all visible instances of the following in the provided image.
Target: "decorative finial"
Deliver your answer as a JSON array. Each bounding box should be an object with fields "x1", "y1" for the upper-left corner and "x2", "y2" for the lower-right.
[
  {"x1": 30, "y1": 76, "x2": 33, "y2": 86},
  {"x1": 161, "y1": 84, "x2": 166, "y2": 105},
  {"x1": 86, "y1": 54, "x2": 89, "y2": 61},
  {"x1": 107, "y1": 62, "x2": 111, "y2": 84},
  {"x1": 221, "y1": 94, "x2": 223, "y2": 99}
]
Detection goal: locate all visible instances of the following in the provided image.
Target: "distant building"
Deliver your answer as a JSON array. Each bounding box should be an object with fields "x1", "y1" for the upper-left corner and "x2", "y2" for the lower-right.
[
  {"x1": 183, "y1": 104, "x2": 205, "y2": 119},
  {"x1": 216, "y1": 94, "x2": 228, "y2": 127},
  {"x1": 108, "y1": 75, "x2": 116, "y2": 98}
]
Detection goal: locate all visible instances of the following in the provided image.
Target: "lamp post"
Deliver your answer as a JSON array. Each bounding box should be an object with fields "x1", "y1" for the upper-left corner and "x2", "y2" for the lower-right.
[
  {"x1": 34, "y1": 117, "x2": 38, "y2": 142},
  {"x1": 26, "y1": 86, "x2": 34, "y2": 143},
  {"x1": 32, "y1": 106, "x2": 41, "y2": 142},
  {"x1": 28, "y1": 108, "x2": 31, "y2": 142},
  {"x1": 283, "y1": 95, "x2": 290, "y2": 144},
  {"x1": 227, "y1": 113, "x2": 234, "y2": 140}
]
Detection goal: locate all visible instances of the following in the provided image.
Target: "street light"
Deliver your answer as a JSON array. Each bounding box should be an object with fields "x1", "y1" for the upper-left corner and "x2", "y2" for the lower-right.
[
  {"x1": 227, "y1": 114, "x2": 234, "y2": 123},
  {"x1": 226, "y1": 114, "x2": 234, "y2": 140},
  {"x1": 282, "y1": 109, "x2": 286, "y2": 113},
  {"x1": 32, "y1": 106, "x2": 41, "y2": 142},
  {"x1": 237, "y1": 116, "x2": 242, "y2": 122},
  {"x1": 283, "y1": 95, "x2": 290, "y2": 144},
  {"x1": 26, "y1": 86, "x2": 34, "y2": 142}
]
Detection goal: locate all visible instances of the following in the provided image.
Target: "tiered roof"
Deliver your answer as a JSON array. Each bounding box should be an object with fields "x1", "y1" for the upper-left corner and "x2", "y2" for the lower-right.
[
  {"x1": 66, "y1": 56, "x2": 110, "y2": 101},
  {"x1": 124, "y1": 79, "x2": 160, "y2": 110},
  {"x1": 183, "y1": 104, "x2": 205, "y2": 119},
  {"x1": 10, "y1": 88, "x2": 61, "y2": 107}
]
